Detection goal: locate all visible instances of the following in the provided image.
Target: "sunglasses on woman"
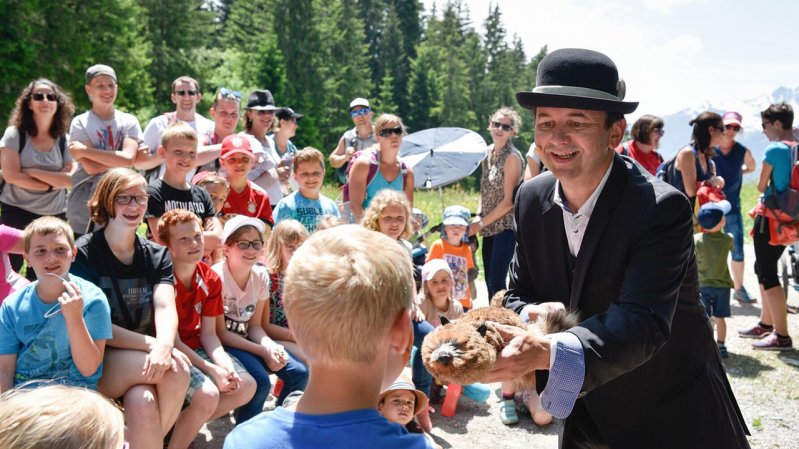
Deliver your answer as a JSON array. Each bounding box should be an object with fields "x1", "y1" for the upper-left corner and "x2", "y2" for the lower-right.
[
  {"x1": 379, "y1": 127, "x2": 403, "y2": 138},
  {"x1": 32, "y1": 93, "x2": 57, "y2": 102},
  {"x1": 725, "y1": 124, "x2": 741, "y2": 132},
  {"x1": 350, "y1": 107, "x2": 371, "y2": 118},
  {"x1": 491, "y1": 121, "x2": 513, "y2": 132}
]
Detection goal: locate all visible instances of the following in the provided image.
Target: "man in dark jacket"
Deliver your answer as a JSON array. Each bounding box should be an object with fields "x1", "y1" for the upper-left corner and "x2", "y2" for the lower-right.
[{"x1": 484, "y1": 48, "x2": 750, "y2": 449}]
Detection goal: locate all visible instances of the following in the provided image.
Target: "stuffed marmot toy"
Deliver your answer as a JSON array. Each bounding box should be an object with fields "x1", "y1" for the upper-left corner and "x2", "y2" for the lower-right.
[{"x1": 421, "y1": 301, "x2": 578, "y2": 390}]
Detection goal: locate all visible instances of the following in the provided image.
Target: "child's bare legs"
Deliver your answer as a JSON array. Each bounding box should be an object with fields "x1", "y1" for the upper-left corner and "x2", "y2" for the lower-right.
[
  {"x1": 98, "y1": 348, "x2": 190, "y2": 443},
  {"x1": 122, "y1": 385, "x2": 163, "y2": 449},
  {"x1": 169, "y1": 367, "x2": 256, "y2": 449},
  {"x1": 714, "y1": 317, "x2": 727, "y2": 343},
  {"x1": 524, "y1": 390, "x2": 553, "y2": 427}
]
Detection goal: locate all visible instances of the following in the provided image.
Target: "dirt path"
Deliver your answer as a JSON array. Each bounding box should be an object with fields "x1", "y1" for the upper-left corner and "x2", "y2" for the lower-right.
[{"x1": 197, "y1": 243, "x2": 799, "y2": 448}]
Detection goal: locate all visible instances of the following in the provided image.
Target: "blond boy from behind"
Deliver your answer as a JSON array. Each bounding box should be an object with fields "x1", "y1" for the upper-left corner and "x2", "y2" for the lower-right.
[{"x1": 223, "y1": 225, "x2": 433, "y2": 449}]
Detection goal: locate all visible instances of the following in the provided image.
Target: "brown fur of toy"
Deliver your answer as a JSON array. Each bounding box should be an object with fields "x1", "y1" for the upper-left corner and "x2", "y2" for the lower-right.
[{"x1": 421, "y1": 303, "x2": 578, "y2": 390}]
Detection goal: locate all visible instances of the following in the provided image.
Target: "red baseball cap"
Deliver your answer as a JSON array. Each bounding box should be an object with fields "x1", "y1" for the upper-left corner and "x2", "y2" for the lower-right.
[{"x1": 221, "y1": 135, "x2": 255, "y2": 160}]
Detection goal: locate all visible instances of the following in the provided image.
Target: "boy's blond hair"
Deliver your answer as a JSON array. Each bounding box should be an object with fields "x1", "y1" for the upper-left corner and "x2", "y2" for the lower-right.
[
  {"x1": 265, "y1": 219, "x2": 309, "y2": 273},
  {"x1": 23, "y1": 216, "x2": 75, "y2": 253},
  {"x1": 0, "y1": 384, "x2": 125, "y2": 449},
  {"x1": 88, "y1": 168, "x2": 147, "y2": 227},
  {"x1": 292, "y1": 147, "x2": 325, "y2": 173},
  {"x1": 361, "y1": 189, "x2": 413, "y2": 240},
  {"x1": 284, "y1": 225, "x2": 413, "y2": 365},
  {"x1": 161, "y1": 121, "x2": 198, "y2": 149}
]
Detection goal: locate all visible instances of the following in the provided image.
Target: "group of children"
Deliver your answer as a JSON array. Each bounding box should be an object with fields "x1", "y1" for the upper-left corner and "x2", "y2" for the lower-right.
[{"x1": 0, "y1": 120, "x2": 532, "y2": 449}]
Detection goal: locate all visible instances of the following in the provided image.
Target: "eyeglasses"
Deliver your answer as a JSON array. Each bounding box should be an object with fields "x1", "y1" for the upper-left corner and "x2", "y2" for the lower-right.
[
  {"x1": 725, "y1": 124, "x2": 741, "y2": 131},
  {"x1": 379, "y1": 126, "x2": 403, "y2": 137},
  {"x1": 219, "y1": 88, "x2": 242, "y2": 100},
  {"x1": 175, "y1": 90, "x2": 197, "y2": 96},
  {"x1": 654, "y1": 128, "x2": 665, "y2": 136},
  {"x1": 350, "y1": 107, "x2": 371, "y2": 118},
  {"x1": 235, "y1": 240, "x2": 264, "y2": 250},
  {"x1": 762, "y1": 121, "x2": 773, "y2": 130},
  {"x1": 255, "y1": 110, "x2": 274, "y2": 116},
  {"x1": 491, "y1": 121, "x2": 513, "y2": 132},
  {"x1": 114, "y1": 195, "x2": 149, "y2": 205},
  {"x1": 32, "y1": 92, "x2": 57, "y2": 102}
]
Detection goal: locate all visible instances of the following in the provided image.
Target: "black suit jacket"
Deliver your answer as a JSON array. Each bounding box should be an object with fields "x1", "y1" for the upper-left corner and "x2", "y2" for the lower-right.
[{"x1": 505, "y1": 154, "x2": 749, "y2": 449}]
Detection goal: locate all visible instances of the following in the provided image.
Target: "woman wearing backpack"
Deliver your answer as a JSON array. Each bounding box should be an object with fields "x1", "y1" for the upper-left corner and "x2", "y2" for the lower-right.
[
  {"x1": 738, "y1": 102, "x2": 796, "y2": 351},
  {"x1": 0, "y1": 79, "x2": 74, "y2": 280},
  {"x1": 347, "y1": 114, "x2": 415, "y2": 223},
  {"x1": 672, "y1": 111, "x2": 726, "y2": 209}
]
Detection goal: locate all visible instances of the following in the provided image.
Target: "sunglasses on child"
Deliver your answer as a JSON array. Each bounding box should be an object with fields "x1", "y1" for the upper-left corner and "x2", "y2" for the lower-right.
[
  {"x1": 350, "y1": 107, "x2": 371, "y2": 118},
  {"x1": 219, "y1": 88, "x2": 242, "y2": 100},
  {"x1": 234, "y1": 240, "x2": 264, "y2": 250},
  {"x1": 175, "y1": 90, "x2": 197, "y2": 96},
  {"x1": 114, "y1": 195, "x2": 150, "y2": 205},
  {"x1": 379, "y1": 126, "x2": 403, "y2": 138},
  {"x1": 491, "y1": 121, "x2": 513, "y2": 132},
  {"x1": 32, "y1": 92, "x2": 57, "y2": 102}
]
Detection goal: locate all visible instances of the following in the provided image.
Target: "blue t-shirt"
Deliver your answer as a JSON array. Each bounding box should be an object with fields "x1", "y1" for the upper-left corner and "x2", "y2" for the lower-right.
[
  {"x1": 223, "y1": 407, "x2": 433, "y2": 449},
  {"x1": 763, "y1": 141, "x2": 793, "y2": 197},
  {"x1": 713, "y1": 142, "x2": 747, "y2": 212},
  {"x1": 273, "y1": 191, "x2": 341, "y2": 233},
  {"x1": 0, "y1": 275, "x2": 112, "y2": 389}
]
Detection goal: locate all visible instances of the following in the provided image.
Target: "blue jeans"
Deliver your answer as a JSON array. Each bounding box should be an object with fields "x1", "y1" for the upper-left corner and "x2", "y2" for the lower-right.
[
  {"x1": 225, "y1": 346, "x2": 308, "y2": 424},
  {"x1": 724, "y1": 209, "x2": 744, "y2": 262},
  {"x1": 412, "y1": 319, "x2": 434, "y2": 396},
  {"x1": 482, "y1": 229, "x2": 516, "y2": 299}
]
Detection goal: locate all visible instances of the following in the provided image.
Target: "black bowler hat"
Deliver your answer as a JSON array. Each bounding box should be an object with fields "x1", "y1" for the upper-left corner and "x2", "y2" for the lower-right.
[
  {"x1": 246, "y1": 89, "x2": 278, "y2": 111},
  {"x1": 516, "y1": 48, "x2": 638, "y2": 114}
]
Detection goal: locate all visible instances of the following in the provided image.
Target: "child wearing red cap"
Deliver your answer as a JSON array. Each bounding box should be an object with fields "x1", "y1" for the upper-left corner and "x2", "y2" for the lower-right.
[{"x1": 219, "y1": 135, "x2": 274, "y2": 227}]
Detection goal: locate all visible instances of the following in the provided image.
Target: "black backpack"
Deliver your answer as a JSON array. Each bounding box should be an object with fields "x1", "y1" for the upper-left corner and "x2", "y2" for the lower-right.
[
  {"x1": 0, "y1": 130, "x2": 67, "y2": 193},
  {"x1": 655, "y1": 156, "x2": 677, "y2": 186}
]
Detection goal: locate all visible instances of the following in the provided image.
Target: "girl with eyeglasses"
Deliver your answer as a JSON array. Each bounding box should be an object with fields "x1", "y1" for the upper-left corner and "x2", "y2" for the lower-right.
[
  {"x1": 347, "y1": 114, "x2": 415, "y2": 223},
  {"x1": 672, "y1": 111, "x2": 726, "y2": 209},
  {"x1": 0, "y1": 79, "x2": 75, "y2": 281},
  {"x1": 213, "y1": 215, "x2": 308, "y2": 423},
  {"x1": 70, "y1": 168, "x2": 191, "y2": 449}
]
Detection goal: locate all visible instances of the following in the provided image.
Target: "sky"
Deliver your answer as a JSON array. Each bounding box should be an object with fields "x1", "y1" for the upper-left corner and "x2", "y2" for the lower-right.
[{"x1": 423, "y1": 0, "x2": 799, "y2": 121}]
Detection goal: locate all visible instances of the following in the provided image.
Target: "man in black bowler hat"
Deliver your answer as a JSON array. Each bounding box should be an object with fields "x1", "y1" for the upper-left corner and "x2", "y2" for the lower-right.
[{"x1": 484, "y1": 48, "x2": 750, "y2": 449}]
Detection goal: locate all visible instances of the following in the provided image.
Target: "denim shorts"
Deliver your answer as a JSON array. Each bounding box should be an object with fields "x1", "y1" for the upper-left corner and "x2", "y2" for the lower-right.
[
  {"x1": 700, "y1": 286, "x2": 732, "y2": 318},
  {"x1": 724, "y1": 210, "x2": 744, "y2": 262}
]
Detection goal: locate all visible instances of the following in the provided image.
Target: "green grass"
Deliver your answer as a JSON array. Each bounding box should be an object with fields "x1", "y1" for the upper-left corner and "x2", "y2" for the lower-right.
[{"x1": 741, "y1": 182, "x2": 760, "y2": 243}]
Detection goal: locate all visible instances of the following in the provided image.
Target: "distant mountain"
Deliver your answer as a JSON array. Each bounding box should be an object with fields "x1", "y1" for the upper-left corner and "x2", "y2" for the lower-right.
[{"x1": 653, "y1": 86, "x2": 799, "y2": 180}]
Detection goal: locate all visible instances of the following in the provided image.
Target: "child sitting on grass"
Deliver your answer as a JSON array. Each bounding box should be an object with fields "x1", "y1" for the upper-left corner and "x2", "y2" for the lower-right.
[
  {"x1": 223, "y1": 225, "x2": 432, "y2": 448},
  {"x1": 362, "y1": 189, "x2": 436, "y2": 431},
  {"x1": 264, "y1": 219, "x2": 310, "y2": 363},
  {"x1": 0, "y1": 217, "x2": 112, "y2": 392}
]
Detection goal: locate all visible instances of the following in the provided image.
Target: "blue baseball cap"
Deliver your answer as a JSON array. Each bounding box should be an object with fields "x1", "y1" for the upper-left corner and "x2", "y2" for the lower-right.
[
  {"x1": 442, "y1": 205, "x2": 470, "y2": 227},
  {"x1": 697, "y1": 200, "x2": 731, "y2": 230}
]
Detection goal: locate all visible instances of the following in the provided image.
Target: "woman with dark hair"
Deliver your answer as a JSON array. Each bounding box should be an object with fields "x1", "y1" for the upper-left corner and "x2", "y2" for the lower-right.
[
  {"x1": 0, "y1": 79, "x2": 74, "y2": 279},
  {"x1": 616, "y1": 114, "x2": 665, "y2": 175},
  {"x1": 242, "y1": 89, "x2": 283, "y2": 208},
  {"x1": 672, "y1": 111, "x2": 726, "y2": 208}
]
